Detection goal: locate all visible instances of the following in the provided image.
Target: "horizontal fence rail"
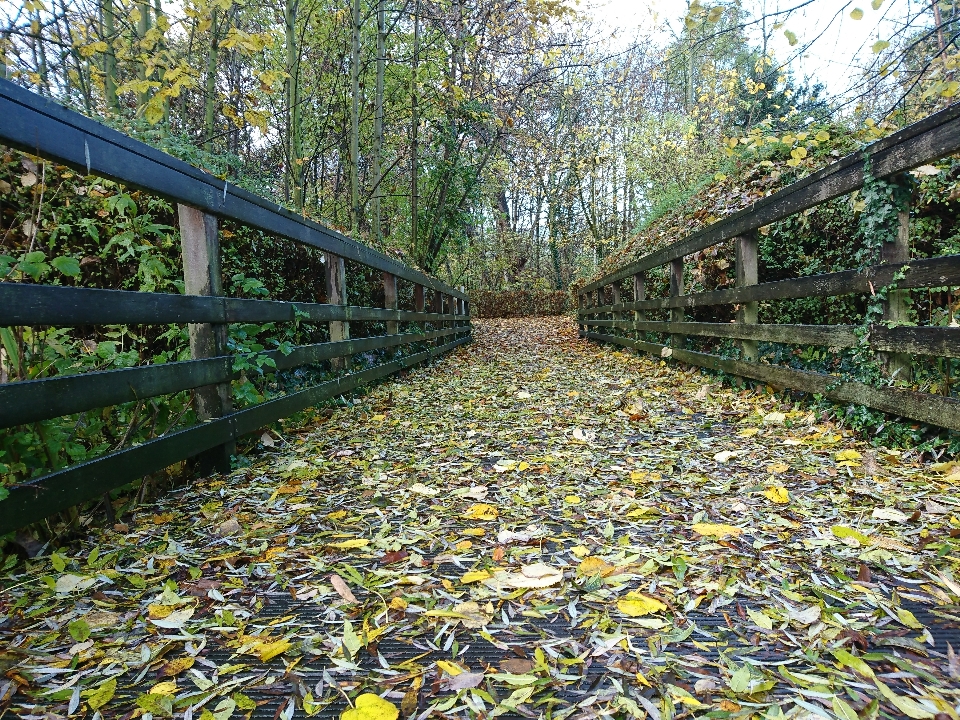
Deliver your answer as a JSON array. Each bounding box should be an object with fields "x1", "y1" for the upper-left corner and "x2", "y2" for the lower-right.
[
  {"x1": 579, "y1": 102, "x2": 960, "y2": 434},
  {"x1": 0, "y1": 82, "x2": 472, "y2": 534}
]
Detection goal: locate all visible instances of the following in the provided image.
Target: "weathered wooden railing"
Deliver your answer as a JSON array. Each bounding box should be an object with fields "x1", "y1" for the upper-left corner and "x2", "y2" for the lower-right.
[
  {"x1": 0, "y1": 80, "x2": 470, "y2": 533},
  {"x1": 579, "y1": 104, "x2": 960, "y2": 432}
]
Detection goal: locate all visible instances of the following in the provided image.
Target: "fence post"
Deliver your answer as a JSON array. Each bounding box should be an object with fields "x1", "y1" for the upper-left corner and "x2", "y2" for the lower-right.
[
  {"x1": 610, "y1": 283, "x2": 621, "y2": 335},
  {"x1": 633, "y1": 272, "x2": 645, "y2": 341},
  {"x1": 670, "y1": 258, "x2": 685, "y2": 350},
  {"x1": 383, "y1": 272, "x2": 398, "y2": 336},
  {"x1": 881, "y1": 209, "x2": 912, "y2": 382},
  {"x1": 177, "y1": 204, "x2": 233, "y2": 474},
  {"x1": 325, "y1": 253, "x2": 349, "y2": 369},
  {"x1": 735, "y1": 233, "x2": 758, "y2": 362}
]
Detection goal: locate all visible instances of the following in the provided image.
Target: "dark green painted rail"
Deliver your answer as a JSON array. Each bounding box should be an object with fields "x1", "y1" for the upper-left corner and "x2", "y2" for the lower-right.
[
  {"x1": 0, "y1": 81, "x2": 472, "y2": 534},
  {"x1": 579, "y1": 102, "x2": 960, "y2": 433}
]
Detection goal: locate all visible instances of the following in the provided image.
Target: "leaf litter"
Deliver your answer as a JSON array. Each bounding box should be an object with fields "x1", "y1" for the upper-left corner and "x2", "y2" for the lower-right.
[{"x1": 2, "y1": 316, "x2": 960, "y2": 719}]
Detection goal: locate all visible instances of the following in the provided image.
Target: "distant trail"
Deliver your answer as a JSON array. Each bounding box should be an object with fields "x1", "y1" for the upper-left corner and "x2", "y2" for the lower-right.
[{"x1": 2, "y1": 316, "x2": 957, "y2": 719}]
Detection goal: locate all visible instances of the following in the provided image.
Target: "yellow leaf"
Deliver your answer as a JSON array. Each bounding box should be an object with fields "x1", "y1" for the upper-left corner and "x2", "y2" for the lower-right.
[
  {"x1": 630, "y1": 470, "x2": 646, "y2": 481},
  {"x1": 835, "y1": 449, "x2": 862, "y2": 461},
  {"x1": 160, "y1": 656, "x2": 194, "y2": 677},
  {"x1": 463, "y1": 503, "x2": 498, "y2": 521},
  {"x1": 461, "y1": 569, "x2": 491, "y2": 584},
  {"x1": 617, "y1": 591, "x2": 666, "y2": 617},
  {"x1": 329, "y1": 539, "x2": 370, "y2": 549},
  {"x1": 747, "y1": 608, "x2": 773, "y2": 629},
  {"x1": 455, "y1": 540, "x2": 473, "y2": 551},
  {"x1": 256, "y1": 639, "x2": 292, "y2": 662},
  {"x1": 517, "y1": 461, "x2": 530, "y2": 471},
  {"x1": 149, "y1": 681, "x2": 178, "y2": 695},
  {"x1": 84, "y1": 678, "x2": 117, "y2": 711},
  {"x1": 571, "y1": 545, "x2": 590, "y2": 558},
  {"x1": 327, "y1": 510, "x2": 347, "y2": 520},
  {"x1": 874, "y1": 681, "x2": 935, "y2": 719},
  {"x1": 763, "y1": 486, "x2": 790, "y2": 504},
  {"x1": 341, "y1": 693, "x2": 400, "y2": 720},
  {"x1": 577, "y1": 556, "x2": 615, "y2": 577},
  {"x1": 831, "y1": 525, "x2": 872, "y2": 546},
  {"x1": 850, "y1": 7, "x2": 864, "y2": 19},
  {"x1": 436, "y1": 660, "x2": 465, "y2": 676},
  {"x1": 871, "y1": 39, "x2": 890, "y2": 53},
  {"x1": 389, "y1": 597, "x2": 408, "y2": 611},
  {"x1": 815, "y1": 130, "x2": 830, "y2": 142},
  {"x1": 564, "y1": 495, "x2": 582, "y2": 505},
  {"x1": 767, "y1": 462, "x2": 789, "y2": 474},
  {"x1": 896, "y1": 608, "x2": 924, "y2": 629},
  {"x1": 737, "y1": 428, "x2": 759, "y2": 437},
  {"x1": 692, "y1": 523, "x2": 743, "y2": 539}
]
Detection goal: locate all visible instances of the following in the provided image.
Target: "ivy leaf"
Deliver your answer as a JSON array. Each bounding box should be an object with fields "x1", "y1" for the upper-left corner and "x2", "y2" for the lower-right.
[{"x1": 51, "y1": 255, "x2": 81, "y2": 277}]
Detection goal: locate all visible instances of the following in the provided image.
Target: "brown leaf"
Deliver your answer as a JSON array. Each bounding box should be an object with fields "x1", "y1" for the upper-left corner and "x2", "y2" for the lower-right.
[
  {"x1": 500, "y1": 658, "x2": 534, "y2": 674},
  {"x1": 857, "y1": 563, "x2": 871, "y2": 582},
  {"x1": 330, "y1": 574, "x2": 358, "y2": 603},
  {"x1": 380, "y1": 550, "x2": 409, "y2": 565}
]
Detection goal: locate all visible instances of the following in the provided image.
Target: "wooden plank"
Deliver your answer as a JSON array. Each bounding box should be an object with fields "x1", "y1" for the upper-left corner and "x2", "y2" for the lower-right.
[
  {"x1": 0, "y1": 80, "x2": 467, "y2": 301},
  {"x1": 0, "y1": 335, "x2": 471, "y2": 534},
  {"x1": 589, "y1": 319, "x2": 858, "y2": 347},
  {"x1": 578, "y1": 255, "x2": 960, "y2": 315},
  {"x1": 0, "y1": 327, "x2": 462, "y2": 428},
  {"x1": 179, "y1": 204, "x2": 232, "y2": 472},
  {"x1": 0, "y1": 357, "x2": 231, "y2": 429},
  {"x1": 881, "y1": 209, "x2": 912, "y2": 380},
  {"x1": 670, "y1": 258, "x2": 684, "y2": 349},
  {"x1": 870, "y1": 325, "x2": 960, "y2": 357},
  {"x1": 583, "y1": 102, "x2": 960, "y2": 293},
  {"x1": 583, "y1": 331, "x2": 960, "y2": 432},
  {"x1": 383, "y1": 272, "x2": 398, "y2": 335},
  {"x1": 325, "y1": 253, "x2": 349, "y2": 370},
  {"x1": 736, "y1": 233, "x2": 758, "y2": 361},
  {"x1": 0, "y1": 283, "x2": 468, "y2": 327}
]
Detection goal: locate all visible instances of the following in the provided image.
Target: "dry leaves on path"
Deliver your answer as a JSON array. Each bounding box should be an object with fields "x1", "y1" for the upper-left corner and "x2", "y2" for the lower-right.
[{"x1": 1, "y1": 317, "x2": 959, "y2": 720}]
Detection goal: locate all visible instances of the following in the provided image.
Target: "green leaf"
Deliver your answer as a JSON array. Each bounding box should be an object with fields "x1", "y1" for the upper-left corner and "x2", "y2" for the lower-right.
[
  {"x1": 871, "y1": 0, "x2": 883, "y2": 8},
  {"x1": 850, "y1": 7, "x2": 864, "y2": 19},
  {"x1": 871, "y1": 39, "x2": 890, "y2": 53},
  {"x1": 833, "y1": 648, "x2": 875, "y2": 678},
  {"x1": 51, "y1": 255, "x2": 81, "y2": 277},
  {"x1": 784, "y1": 29, "x2": 798, "y2": 46},
  {"x1": 69, "y1": 618, "x2": 91, "y2": 642},
  {"x1": 832, "y1": 696, "x2": 859, "y2": 720}
]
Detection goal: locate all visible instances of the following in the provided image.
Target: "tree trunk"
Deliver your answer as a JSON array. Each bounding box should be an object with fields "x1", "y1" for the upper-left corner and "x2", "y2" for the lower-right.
[
  {"x1": 410, "y1": 0, "x2": 420, "y2": 257},
  {"x1": 285, "y1": 0, "x2": 303, "y2": 210},
  {"x1": 349, "y1": 0, "x2": 361, "y2": 235},
  {"x1": 101, "y1": 0, "x2": 118, "y2": 113},
  {"x1": 371, "y1": 0, "x2": 386, "y2": 245},
  {"x1": 203, "y1": 10, "x2": 219, "y2": 151}
]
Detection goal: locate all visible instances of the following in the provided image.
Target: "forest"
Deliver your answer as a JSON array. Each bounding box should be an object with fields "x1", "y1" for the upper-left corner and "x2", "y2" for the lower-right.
[{"x1": 3, "y1": 0, "x2": 958, "y2": 293}]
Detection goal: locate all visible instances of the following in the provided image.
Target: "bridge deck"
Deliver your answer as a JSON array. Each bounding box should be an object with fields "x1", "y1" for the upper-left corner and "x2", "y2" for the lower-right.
[{"x1": 2, "y1": 317, "x2": 959, "y2": 719}]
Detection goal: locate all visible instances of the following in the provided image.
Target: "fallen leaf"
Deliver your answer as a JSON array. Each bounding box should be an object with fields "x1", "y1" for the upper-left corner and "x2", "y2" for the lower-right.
[
  {"x1": 692, "y1": 522, "x2": 743, "y2": 538},
  {"x1": 341, "y1": 693, "x2": 399, "y2": 720},
  {"x1": 617, "y1": 591, "x2": 666, "y2": 616},
  {"x1": 330, "y1": 574, "x2": 358, "y2": 603}
]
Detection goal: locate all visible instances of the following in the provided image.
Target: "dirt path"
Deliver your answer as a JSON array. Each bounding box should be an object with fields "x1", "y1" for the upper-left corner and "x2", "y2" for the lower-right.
[{"x1": 2, "y1": 316, "x2": 959, "y2": 719}]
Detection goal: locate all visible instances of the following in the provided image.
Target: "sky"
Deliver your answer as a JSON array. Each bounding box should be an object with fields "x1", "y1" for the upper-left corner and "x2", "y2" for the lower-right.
[{"x1": 583, "y1": 0, "x2": 924, "y2": 99}]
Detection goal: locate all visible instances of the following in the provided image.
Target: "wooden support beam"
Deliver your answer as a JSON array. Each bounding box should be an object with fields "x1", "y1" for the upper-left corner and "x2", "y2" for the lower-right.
[
  {"x1": 177, "y1": 204, "x2": 233, "y2": 474},
  {"x1": 610, "y1": 284, "x2": 621, "y2": 330},
  {"x1": 881, "y1": 209, "x2": 912, "y2": 382},
  {"x1": 325, "y1": 253, "x2": 349, "y2": 369},
  {"x1": 670, "y1": 258, "x2": 685, "y2": 350},
  {"x1": 414, "y1": 284, "x2": 425, "y2": 312},
  {"x1": 383, "y1": 272, "x2": 398, "y2": 335},
  {"x1": 736, "y1": 233, "x2": 759, "y2": 362}
]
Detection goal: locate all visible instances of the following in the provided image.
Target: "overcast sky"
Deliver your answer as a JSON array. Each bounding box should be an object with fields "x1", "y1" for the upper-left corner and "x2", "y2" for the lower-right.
[{"x1": 582, "y1": 0, "x2": 927, "y2": 100}]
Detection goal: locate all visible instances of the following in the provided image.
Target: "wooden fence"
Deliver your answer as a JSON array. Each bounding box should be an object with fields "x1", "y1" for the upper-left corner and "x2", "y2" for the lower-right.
[
  {"x1": 578, "y1": 104, "x2": 960, "y2": 432},
  {"x1": 0, "y1": 80, "x2": 470, "y2": 533}
]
